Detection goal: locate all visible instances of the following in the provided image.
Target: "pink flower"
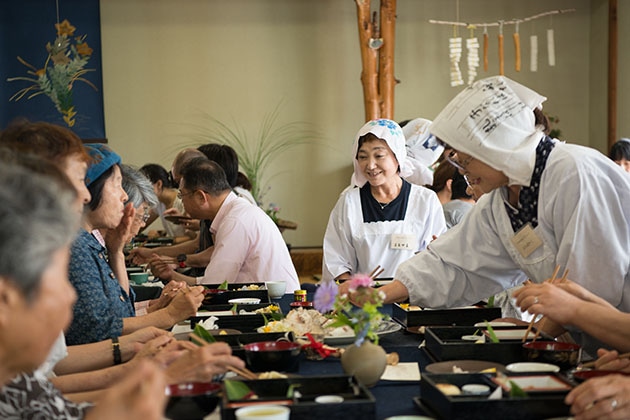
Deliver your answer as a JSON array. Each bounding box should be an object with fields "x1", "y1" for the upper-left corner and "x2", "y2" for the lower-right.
[{"x1": 347, "y1": 273, "x2": 373, "y2": 293}]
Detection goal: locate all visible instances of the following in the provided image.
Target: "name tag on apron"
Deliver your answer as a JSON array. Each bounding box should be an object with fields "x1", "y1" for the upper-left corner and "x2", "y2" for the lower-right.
[
  {"x1": 510, "y1": 223, "x2": 543, "y2": 258},
  {"x1": 391, "y1": 234, "x2": 416, "y2": 250}
]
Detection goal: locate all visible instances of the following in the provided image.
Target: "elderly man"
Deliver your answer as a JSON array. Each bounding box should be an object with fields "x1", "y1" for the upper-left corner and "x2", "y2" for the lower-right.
[{"x1": 150, "y1": 158, "x2": 300, "y2": 293}]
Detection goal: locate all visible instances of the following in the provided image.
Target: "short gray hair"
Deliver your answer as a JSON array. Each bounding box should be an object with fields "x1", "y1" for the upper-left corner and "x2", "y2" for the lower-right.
[
  {"x1": 121, "y1": 164, "x2": 159, "y2": 209},
  {"x1": 0, "y1": 164, "x2": 78, "y2": 301}
]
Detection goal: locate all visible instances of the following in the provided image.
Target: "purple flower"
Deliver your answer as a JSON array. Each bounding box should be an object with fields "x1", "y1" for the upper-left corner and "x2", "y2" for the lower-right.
[
  {"x1": 347, "y1": 273, "x2": 373, "y2": 293},
  {"x1": 314, "y1": 280, "x2": 338, "y2": 313}
]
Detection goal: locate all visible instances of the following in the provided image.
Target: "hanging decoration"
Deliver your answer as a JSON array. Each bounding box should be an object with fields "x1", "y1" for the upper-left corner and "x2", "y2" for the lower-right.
[
  {"x1": 7, "y1": 1, "x2": 96, "y2": 127},
  {"x1": 498, "y1": 21, "x2": 504, "y2": 76},
  {"x1": 429, "y1": 8, "x2": 574, "y2": 85},
  {"x1": 483, "y1": 25, "x2": 489, "y2": 72},
  {"x1": 513, "y1": 21, "x2": 521, "y2": 72},
  {"x1": 466, "y1": 26, "x2": 479, "y2": 85},
  {"x1": 530, "y1": 34, "x2": 538, "y2": 72},
  {"x1": 547, "y1": 28, "x2": 556, "y2": 66}
]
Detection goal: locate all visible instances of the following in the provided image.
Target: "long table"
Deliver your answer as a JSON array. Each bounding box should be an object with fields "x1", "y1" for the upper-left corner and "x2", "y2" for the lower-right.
[{"x1": 274, "y1": 293, "x2": 431, "y2": 419}]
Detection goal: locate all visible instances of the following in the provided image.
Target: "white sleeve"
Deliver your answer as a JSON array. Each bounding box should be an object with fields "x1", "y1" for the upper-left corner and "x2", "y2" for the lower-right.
[{"x1": 322, "y1": 193, "x2": 357, "y2": 282}]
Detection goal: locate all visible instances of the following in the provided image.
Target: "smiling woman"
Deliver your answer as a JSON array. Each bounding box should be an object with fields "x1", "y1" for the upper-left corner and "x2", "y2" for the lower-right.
[{"x1": 323, "y1": 118, "x2": 447, "y2": 284}]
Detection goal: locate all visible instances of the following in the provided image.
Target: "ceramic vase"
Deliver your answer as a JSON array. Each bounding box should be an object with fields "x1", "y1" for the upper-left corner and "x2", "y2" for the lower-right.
[{"x1": 340, "y1": 340, "x2": 387, "y2": 387}]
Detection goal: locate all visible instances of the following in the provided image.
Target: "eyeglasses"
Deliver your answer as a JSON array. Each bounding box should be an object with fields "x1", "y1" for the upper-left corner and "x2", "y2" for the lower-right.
[
  {"x1": 135, "y1": 211, "x2": 150, "y2": 223},
  {"x1": 177, "y1": 190, "x2": 195, "y2": 200},
  {"x1": 445, "y1": 150, "x2": 474, "y2": 172}
]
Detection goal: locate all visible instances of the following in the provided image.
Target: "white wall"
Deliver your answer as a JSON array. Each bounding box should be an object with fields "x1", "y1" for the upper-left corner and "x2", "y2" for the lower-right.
[{"x1": 100, "y1": 0, "x2": 613, "y2": 247}]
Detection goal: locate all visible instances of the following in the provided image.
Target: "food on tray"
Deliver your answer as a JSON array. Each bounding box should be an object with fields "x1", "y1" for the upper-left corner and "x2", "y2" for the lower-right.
[
  {"x1": 238, "y1": 284, "x2": 261, "y2": 291},
  {"x1": 257, "y1": 371, "x2": 288, "y2": 379},
  {"x1": 257, "y1": 307, "x2": 352, "y2": 338},
  {"x1": 436, "y1": 383, "x2": 462, "y2": 395}
]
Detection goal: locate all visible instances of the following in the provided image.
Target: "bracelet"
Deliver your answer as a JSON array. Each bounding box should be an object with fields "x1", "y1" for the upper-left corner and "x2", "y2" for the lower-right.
[{"x1": 112, "y1": 336, "x2": 122, "y2": 365}]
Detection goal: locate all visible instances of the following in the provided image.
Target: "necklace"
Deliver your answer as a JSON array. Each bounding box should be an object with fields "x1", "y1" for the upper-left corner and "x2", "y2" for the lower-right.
[{"x1": 377, "y1": 200, "x2": 390, "y2": 210}]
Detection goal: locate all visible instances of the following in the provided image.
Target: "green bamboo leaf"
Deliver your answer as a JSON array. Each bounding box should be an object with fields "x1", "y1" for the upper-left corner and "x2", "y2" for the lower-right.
[
  {"x1": 224, "y1": 380, "x2": 254, "y2": 400},
  {"x1": 484, "y1": 321, "x2": 499, "y2": 343},
  {"x1": 193, "y1": 323, "x2": 216, "y2": 343}
]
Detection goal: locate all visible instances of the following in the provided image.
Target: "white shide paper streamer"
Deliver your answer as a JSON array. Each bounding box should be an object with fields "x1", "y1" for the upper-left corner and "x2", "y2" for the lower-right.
[
  {"x1": 466, "y1": 37, "x2": 480, "y2": 85},
  {"x1": 449, "y1": 37, "x2": 464, "y2": 87},
  {"x1": 530, "y1": 35, "x2": 538, "y2": 72},
  {"x1": 547, "y1": 29, "x2": 555, "y2": 66}
]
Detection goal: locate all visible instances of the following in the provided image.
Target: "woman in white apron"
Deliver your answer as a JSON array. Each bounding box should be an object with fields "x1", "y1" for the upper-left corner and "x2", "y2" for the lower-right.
[
  {"x1": 369, "y1": 76, "x2": 630, "y2": 358},
  {"x1": 322, "y1": 119, "x2": 447, "y2": 282}
]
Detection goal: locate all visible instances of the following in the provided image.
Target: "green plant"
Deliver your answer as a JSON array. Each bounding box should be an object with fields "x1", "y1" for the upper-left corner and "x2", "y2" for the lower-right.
[
  {"x1": 7, "y1": 19, "x2": 97, "y2": 127},
  {"x1": 189, "y1": 104, "x2": 317, "y2": 204}
]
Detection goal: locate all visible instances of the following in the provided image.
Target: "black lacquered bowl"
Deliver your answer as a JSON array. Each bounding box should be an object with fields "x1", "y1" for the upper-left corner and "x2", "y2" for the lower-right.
[
  {"x1": 164, "y1": 382, "x2": 221, "y2": 420},
  {"x1": 243, "y1": 341, "x2": 301, "y2": 372},
  {"x1": 523, "y1": 341, "x2": 581, "y2": 370}
]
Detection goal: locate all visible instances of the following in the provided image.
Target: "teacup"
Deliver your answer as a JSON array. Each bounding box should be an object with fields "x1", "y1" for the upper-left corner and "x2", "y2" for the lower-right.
[
  {"x1": 265, "y1": 281, "x2": 287, "y2": 299},
  {"x1": 130, "y1": 272, "x2": 149, "y2": 284}
]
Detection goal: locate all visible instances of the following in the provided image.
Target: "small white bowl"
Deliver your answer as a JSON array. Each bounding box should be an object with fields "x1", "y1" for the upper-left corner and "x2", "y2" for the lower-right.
[
  {"x1": 315, "y1": 395, "x2": 344, "y2": 404},
  {"x1": 461, "y1": 384, "x2": 491, "y2": 395},
  {"x1": 505, "y1": 362, "x2": 560, "y2": 373},
  {"x1": 265, "y1": 281, "x2": 287, "y2": 299},
  {"x1": 228, "y1": 298, "x2": 261, "y2": 305}
]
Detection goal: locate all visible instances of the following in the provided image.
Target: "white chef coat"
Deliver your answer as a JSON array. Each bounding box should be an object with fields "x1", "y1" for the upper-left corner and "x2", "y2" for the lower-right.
[
  {"x1": 396, "y1": 143, "x2": 630, "y2": 353},
  {"x1": 322, "y1": 183, "x2": 447, "y2": 282}
]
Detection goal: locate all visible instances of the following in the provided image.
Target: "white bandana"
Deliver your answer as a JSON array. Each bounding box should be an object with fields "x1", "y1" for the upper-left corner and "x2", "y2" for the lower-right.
[
  {"x1": 402, "y1": 117, "x2": 443, "y2": 185},
  {"x1": 430, "y1": 76, "x2": 547, "y2": 186},
  {"x1": 351, "y1": 119, "x2": 412, "y2": 187}
]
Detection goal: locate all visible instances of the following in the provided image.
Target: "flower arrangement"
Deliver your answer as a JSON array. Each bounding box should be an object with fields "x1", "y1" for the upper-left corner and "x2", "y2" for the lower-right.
[
  {"x1": 313, "y1": 273, "x2": 388, "y2": 346},
  {"x1": 264, "y1": 202, "x2": 281, "y2": 224},
  {"x1": 7, "y1": 19, "x2": 97, "y2": 127}
]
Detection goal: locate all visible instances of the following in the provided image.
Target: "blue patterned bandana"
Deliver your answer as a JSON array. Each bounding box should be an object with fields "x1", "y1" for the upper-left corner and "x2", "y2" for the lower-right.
[{"x1": 505, "y1": 136, "x2": 555, "y2": 232}]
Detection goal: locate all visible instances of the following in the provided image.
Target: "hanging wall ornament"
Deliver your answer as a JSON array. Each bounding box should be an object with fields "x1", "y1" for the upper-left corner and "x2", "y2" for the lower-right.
[
  {"x1": 466, "y1": 26, "x2": 479, "y2": 85},
  {"x1": 513, "y1": 22, "x2": 521, "y2": 72},
  {"x1": 483, "y1": 25, "x2": 489, "y2": 72},
  {"x1": 449, "y1": 34, "x2": 464, "y2": 86},
  {"x1": 498, "y1": 21, "x2": 504, "y2": 76},
  {"x1": 530, "y1": 34, "x2": 538, "y2": 72},
  {"x1": 547, "y1": 28, "x2": 556, "y2": 66}
]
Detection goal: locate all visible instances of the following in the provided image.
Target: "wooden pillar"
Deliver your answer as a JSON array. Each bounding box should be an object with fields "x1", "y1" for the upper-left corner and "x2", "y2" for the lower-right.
[
  {"x1": 608, "y1": 0, "x2": 618, "y2": 151},
  {"x1": 355, "y1": 0, "x2": 397, "y2": 122}
]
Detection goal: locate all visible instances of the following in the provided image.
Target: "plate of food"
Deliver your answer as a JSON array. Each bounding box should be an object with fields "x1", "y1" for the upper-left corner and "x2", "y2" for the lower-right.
[{"x1": 323, "y1": 320, "x2": 402, "y2": 346}]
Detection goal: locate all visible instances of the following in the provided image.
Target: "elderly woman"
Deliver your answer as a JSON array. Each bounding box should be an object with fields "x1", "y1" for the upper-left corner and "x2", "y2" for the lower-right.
[
  {"x1": 369, "y1": 76, "x2": 630, "y2": 358},
  {"x1": 0, "y1": 163, "x2": 167, "y2": 419},
  {"x1": 324, "y1": 119, "x2": 447, "y2": 282},
  {"x1": 65, "y1": 144, "x2": 203, "y2": 346}
]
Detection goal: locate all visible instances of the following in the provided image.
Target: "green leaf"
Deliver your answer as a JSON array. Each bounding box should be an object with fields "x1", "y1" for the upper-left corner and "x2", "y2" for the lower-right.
[
  {"x1": 508, "y1": 380, "x2": 528, "y2": 398},
  {"x1": 487, "y1": 295, "x2": 495, "y2": 307},
  {"x1": 484, "y1": 321, "x2": 499, "y2": 343},
  {"x1": 193, "y1": 323, "x2": 216, "y2": 343},
  {"x1": 218, "y1": 280, "x2": 229, "y2": 290},
  {"x1": 286, "y1": 383, "x2": 301, "y2": 398},
  {"x1": 225, "y1": 380, "x2": 254, "y2": 400},
  {"x1": 230, "y1": 303, "x2": 238, "y2": 314}
]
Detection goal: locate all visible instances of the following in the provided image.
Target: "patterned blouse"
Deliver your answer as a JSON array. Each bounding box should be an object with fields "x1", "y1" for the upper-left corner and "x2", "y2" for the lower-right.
[
  {"x1": 0, "y1": 372, "x2": 92, "y2": 419},
  {"x1": 65, "y1": 229, "x2": 135, "y2": 345}
]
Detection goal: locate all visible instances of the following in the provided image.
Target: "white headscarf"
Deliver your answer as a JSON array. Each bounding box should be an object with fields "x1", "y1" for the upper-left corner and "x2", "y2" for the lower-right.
[
  {"x1": 351, "y1": 119, "x2": 412, "y2": 187},
  {"x1": 402, "y1": 117, "x2": 444, "y2": 186},
  {"x1": 430, "y1": 76, "x2": 547, "y2": 186}
]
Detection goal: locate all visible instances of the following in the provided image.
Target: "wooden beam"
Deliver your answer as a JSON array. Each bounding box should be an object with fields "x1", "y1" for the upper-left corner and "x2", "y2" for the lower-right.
[
  {"x1": 608, "y1": 0, "x2": 618, "y2": 151},
  {"x1": 355, "y1": 0, "x2": 380, "y2": 121}
]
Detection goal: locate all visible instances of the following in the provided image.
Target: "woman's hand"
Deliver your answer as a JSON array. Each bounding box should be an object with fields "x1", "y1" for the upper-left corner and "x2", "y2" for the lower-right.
[
  {"x1": 147, "y1": 281, "x2": 186, "y2": 312},
  {"x1": 512, "y1": 282, "x2": 581, "y2": 325},
  {"x1": 128, "y1": 247, "x2": 154, "y2": 265},
  {"x1": 120, "y1": 326, "x2": 172, "y2": 361},
  {"x1": 565, "y1": 374, "x2": 630, "y2": 419},
  {"x1": 149, "y1": 255, "x2": 177, "y2": 281},
  {"x1": 164, "y1": 342, "x2": 246, "y2": 383},
  {"x1": 105, "y1": 203, "x2": 136, "y2": 253},
  {"x1": 85, "y1": 360, "x2": 167, "y2": 420},
  {"x1": 593, "y1": 348, "x2": 630, "y2": 372},
  {"x1": 165, "y1": 286, "x2": 204, "y2": 324}
]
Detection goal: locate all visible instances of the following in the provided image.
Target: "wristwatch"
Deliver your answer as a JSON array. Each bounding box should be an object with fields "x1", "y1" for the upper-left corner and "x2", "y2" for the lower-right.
[{"x1": 177, "y1": 253, "x2": 187, "y2": 268}]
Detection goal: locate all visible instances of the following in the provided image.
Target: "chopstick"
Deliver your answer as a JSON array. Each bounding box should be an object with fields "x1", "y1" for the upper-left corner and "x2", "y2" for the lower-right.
[
  {"x1": 368, "y1": 265, "x2": 382, "y2": 279},
  {"x1": 530, "y1": 268, "x2": 569, "y2": 342},
  {"x1": 188, "y1": 333, "x2": 259, "y2": 380},
  {"x1": 580, "y1": 352, "x2": 630, "y2": 369},
  {"x1": 371, "y1": 268, "x2": 385, "y2": 279},
  {"x1": 522, "y1": 265, "x2": 561, "y2": 342}
]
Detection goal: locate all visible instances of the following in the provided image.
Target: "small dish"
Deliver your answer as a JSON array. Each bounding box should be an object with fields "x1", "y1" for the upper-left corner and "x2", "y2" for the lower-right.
[
  {"x1": 461, "y1": 384, "x2": 491, "y2": 395},
  {"x1": 228, "y1": 298, "x2": 261, "y2": 305},
  {"x1": 492, "y1": 375, "x2": 572, "y2": 393},
  {"x1": 461, "y1": 335, "x2": 484, "y2": 342},
  {"x1": 474, "y1": 321, "x2": 517, "y2": 327},
  {"x1": 289, "y1": 301, "x2": 314, "y2": 308},
  {"x1": 314, "y1": 395, "x2": 344, "y2": 404},
  {"x1": 484, "y1": 329, "x2": 535, "y2": 341},
  {"x1": 506, "y1": 362, "x2": 560, "y2": 373}
]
